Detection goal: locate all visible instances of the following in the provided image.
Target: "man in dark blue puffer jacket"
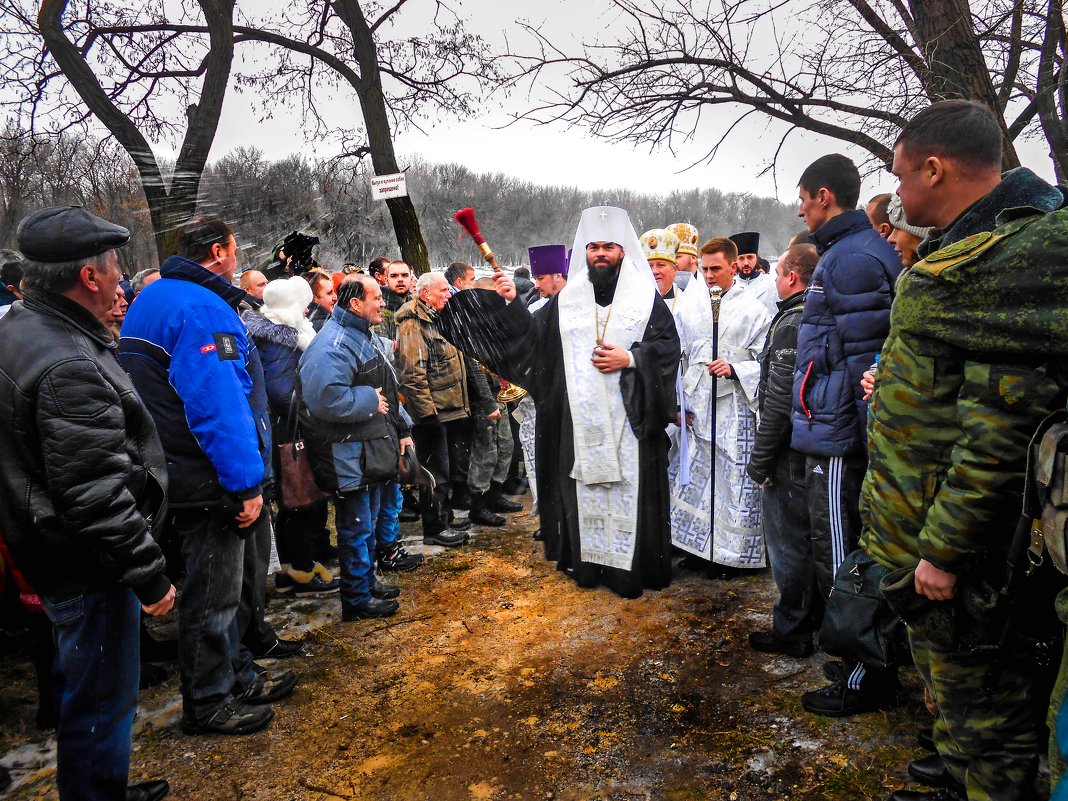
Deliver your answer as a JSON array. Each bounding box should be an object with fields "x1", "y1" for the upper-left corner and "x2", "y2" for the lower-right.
[{"x1": 790, "y1": 154, "x2": 902, "y2": 717}]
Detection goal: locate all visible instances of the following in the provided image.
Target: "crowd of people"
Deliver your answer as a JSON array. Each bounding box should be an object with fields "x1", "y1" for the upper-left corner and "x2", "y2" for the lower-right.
[{"x1": 1, "y1": 98, "x2": 1068, "y2": 801}]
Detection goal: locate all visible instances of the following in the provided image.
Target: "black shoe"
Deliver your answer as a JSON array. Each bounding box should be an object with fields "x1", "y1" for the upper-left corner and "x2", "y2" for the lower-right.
[
  {"x1": 378, "y1": 544, "x2": 424, "y2": 573},
  {"x1": 140, "y1": 663, "x2": 169, "y2": 690},
  {"x1": 423, "y1": 528, "x2": 469, "y2": 547},
  {"x1": 822, "y1": 659, "x2": 845, "y2": 682},
  {"x1": 370, "y1": 580, "x2": 400, "y2": 600},
  {"x1": 678, "y1": 555, "x2": 708, "y2": 571},
  {"x1": 342, "y1": 598, "x2": 400, "y2": 620},
  {"x1": 917, "y1": 726, "x2": 936, "y2": 753},
  {"x1": 748, "y1": 630, "x2": 814, "y2": 658},
  {"x1": 180, "y1": 701, "x2": 274, "y2": 735},
  {"x1": 399, "y1": 508, "x2": 419, "y2": 522},
  {"x1": 908, "y1": 755, "x2": 963, "y2": 792},
  {"x1": 532, "y1": 528, "x2": 543, "y2": 542},
  {"x1": 249, "y1": 636, "x2": 305, "y2": 659},
  {"x1": 450, "y1": 486, "x2": 472, "y2": 510},
  {"x1": 233, "y1": 670, "x2": 298, "y2": 705},
  {"x1": 127, "y1": 779, "x2": 170, "y2": 801},
  {"x1": 502, "y1": 476, "x2": 528, "y2": 495},
  {"x1": 471, "y1": 494, "x2": 506, "y2": 526},
  {"x1": 489, "y1": 482, "x2": 523, "y2": 512},
  {"x1": 887, "y1": 788, "x2": 965, "y2": 801},
  {"x1": 800, "y1": 679, "x2": 899, "y2": 718}
]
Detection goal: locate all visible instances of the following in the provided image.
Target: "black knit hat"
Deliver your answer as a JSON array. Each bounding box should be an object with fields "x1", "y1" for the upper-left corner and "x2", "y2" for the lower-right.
[{"x1": 17, "y1": 206, "x2": 130, "y2": 263}]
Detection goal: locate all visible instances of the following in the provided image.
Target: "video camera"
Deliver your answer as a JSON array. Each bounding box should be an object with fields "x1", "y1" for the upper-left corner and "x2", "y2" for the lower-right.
[{"x1": 279, "y1": 231, "x2": 320, "y2": 274}]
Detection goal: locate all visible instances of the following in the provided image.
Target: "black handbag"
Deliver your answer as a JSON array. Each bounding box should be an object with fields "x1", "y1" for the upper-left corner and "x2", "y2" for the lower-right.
[{"x1": 818, "y1": 549, "x2": 908, "y2": 670}]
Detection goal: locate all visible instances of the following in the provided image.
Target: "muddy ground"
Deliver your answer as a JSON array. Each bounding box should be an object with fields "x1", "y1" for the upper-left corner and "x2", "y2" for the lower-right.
[{"x1": 1, "y1": 501, "x2": 942, "y2": 801}]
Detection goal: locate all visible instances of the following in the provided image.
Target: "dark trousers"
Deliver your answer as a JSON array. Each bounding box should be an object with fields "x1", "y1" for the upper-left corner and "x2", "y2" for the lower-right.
[
  {"x1": 413, "y1": 421, "x2": 450, "y2": 535},
  {"x1": 506, "y1": 403, "x2": 523, "y2": 481},
  {"x1": 171, "y1": 507, "x2": 258, "y2": 721},
  {"x1": 238, "y1": 512, "x2": 276, "y2": 652},
  {"x1": 446, "y1": 418, "x2": 472, "y2": 495},
  {"x1": 336, "y1": 487, "x2": 380, "y2": 609},
  {"x1": 275, "y1": 498, "x2": 327, "y2": 571},
  {"x1": 41, "y1": 587, "x2": 140, "y2": 801},
  {"x1": 763, "y1": 450, "x2": 821, "y2": 643},
  {"x1": 804, "y1": 453, "x2": 867, "y2": 600}
]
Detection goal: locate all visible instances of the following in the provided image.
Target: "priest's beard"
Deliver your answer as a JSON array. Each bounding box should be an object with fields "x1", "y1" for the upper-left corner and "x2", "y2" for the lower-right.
[{"x1": 587, "y1": 252, "x2": 623, "y2": 304}]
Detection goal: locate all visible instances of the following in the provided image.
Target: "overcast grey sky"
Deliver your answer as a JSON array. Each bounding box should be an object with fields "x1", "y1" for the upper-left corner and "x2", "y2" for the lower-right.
[{"x1": 201, "y1": 0, "x2": 1056, "y2": 206}]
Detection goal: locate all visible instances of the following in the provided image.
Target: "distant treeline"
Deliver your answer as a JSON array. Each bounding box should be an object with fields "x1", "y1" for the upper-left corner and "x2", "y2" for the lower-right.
[{"x1": 1, "y1": 128, "x2": 802, "y2": 274}]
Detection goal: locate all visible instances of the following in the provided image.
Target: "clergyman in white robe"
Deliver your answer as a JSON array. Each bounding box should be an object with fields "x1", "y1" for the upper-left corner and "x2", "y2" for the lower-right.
[{"x1": 668, "y1": 279, "x2": 771, "y2": 568}]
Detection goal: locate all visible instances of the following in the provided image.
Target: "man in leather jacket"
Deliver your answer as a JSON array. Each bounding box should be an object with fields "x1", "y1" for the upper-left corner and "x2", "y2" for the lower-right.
[
  {"x1": 0, "y1": 206, "x2": 175, "y2": 801},
  {"x1": 746, "y1": 243, "x2": 818, "y2": 659}
]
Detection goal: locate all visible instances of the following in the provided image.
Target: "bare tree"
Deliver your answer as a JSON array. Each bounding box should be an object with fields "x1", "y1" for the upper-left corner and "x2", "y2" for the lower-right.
[
  {"x1": 1, "y1": 0, "x2": 502, "y2": 270},
  {"x1": 509, "y1": 0, "x2": 1068, "y2": 180}
]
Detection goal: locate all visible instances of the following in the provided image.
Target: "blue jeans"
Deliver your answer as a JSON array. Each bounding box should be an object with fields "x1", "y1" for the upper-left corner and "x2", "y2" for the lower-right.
[
  {"x1": 41, "y1": 587, "x2": 140, "y2": 801},
  {"x1": 375, "y1": 481, "x2": 402, "y2": 553},
  {"x1": 336, "y1": 486, "x2": 381, "y2": 608},
  {"x1": 171, "y1": 507, "x2": 259, "y2": 721},
  {"x1": 762, "y1": 450, "x2": 821, "y2": 643}
]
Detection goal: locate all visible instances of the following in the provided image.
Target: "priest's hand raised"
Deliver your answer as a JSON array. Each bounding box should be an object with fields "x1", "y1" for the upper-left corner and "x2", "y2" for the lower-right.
[
  {"x1": 494, "y1": 272, "x2": 517, "y2": 301},
  {"x1": 591, "y1": 343, "x2": 631, "y2": 374}
]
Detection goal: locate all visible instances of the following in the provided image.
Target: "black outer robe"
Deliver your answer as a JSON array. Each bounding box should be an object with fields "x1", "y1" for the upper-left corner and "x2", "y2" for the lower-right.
[{"x1": 439, "y1": 287, "x2": 681, "y2": 598}]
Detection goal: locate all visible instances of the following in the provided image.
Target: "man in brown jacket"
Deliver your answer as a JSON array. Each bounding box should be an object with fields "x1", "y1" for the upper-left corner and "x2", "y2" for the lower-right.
[{"x1": 396, "y1": 272, "x2": 486, "y2": 545}]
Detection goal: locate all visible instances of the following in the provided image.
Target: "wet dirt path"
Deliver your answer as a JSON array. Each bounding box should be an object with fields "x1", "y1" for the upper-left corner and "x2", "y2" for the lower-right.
[{"x1": 1, "y1": 506, "x2": 928, "y2": 800}]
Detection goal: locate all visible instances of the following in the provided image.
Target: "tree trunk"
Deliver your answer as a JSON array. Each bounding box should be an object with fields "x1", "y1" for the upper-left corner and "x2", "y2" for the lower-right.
[
  {"x1": 333, "y1": 0, "x2": 431, "y2": 274},
  {"x1": 1036, "y1": 0, "x2": 1068, "y2": 181},
  {"x1": 908, "y1": 0, "x2": 1021, "y2": 169},
  {"x1": 37, "y1": 0, "x2": 234, "y2": 264}
]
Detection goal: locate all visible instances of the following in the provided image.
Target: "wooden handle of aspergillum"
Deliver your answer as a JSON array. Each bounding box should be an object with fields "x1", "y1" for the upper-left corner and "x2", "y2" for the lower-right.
[{"x1": 479, "y1": 242, "x2": 503, "y2": 274}]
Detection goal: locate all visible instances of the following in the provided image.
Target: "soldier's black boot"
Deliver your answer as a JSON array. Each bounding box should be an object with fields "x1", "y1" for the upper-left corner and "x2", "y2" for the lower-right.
[
  {"x1": 470, "y1": 492, "x2": 506, "y2": 526},
  {"x1": 488, "y1": 481, "x2": 523, "y2": 513}
]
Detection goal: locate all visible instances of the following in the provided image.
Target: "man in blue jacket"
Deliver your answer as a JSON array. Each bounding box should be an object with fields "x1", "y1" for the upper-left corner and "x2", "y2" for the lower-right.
[
  {"x1": 790, "y1": 154, "x2": 902, "y2": 717},
  {"x1": 120, "y1": 216, "x2": 296, "y2": 736},
  {"x1": 300, "y1": 275, "x2": 414, "y2": 620}
]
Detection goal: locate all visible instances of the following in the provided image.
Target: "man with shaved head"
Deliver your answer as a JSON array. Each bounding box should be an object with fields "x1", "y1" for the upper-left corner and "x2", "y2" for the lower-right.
[{"x1": 239, "y1": 269, "x2": 268, "y2": 299}]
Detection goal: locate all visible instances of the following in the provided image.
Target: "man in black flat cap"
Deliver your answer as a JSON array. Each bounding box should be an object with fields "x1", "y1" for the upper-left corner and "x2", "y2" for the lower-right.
[
  {"x1": 0, "y1": 206, "x2": 173, "y2": 801},
  {"x1": 730, "y1": 231, "x2": 778, "y2": 315}
]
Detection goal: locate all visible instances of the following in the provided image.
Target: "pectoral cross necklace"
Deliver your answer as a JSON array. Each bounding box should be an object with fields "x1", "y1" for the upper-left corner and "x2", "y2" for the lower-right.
[{"x1": 595, "y1": 303, "x2": 612, "y2": 346}]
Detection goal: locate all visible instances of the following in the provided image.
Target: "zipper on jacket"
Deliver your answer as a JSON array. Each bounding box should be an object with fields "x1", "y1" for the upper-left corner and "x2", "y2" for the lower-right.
[{"x1": 799, "y1": 361, "x2": 814, "y2": 422}]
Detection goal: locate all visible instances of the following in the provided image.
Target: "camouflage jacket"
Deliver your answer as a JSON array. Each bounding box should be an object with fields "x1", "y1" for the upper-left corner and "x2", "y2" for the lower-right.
[{"x1": 861, "y1": 195, "x2": 1068, "y2": 575}]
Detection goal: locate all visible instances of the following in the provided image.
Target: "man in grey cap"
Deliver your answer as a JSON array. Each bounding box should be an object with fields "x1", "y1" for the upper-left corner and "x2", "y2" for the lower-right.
[{"x1": 0, "y1": 206, "x2": 174, "y2": 801}]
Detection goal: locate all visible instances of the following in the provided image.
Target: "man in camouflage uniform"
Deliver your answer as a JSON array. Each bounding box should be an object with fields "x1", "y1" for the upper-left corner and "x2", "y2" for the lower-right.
[{"x1": 861, "y1": 100, "x2": 1068, "y2": 801}]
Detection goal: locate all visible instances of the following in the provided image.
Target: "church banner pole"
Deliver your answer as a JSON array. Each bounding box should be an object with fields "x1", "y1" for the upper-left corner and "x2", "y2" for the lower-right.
[{"x1": 708, "y1": 285, "x2": 722, "y2": 573}]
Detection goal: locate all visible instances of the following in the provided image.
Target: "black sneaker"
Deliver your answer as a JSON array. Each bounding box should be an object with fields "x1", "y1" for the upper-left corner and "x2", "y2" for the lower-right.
[
  {"x1": 233, "y1": 670, "x2": 298, "y2": 706},
  {"x1": 126, "y1": 779, "x2": 170, "y2": 801},
  {"x1": 378, "y1": 544, "x2": 424, "y2": 573},
  {"x1": 342, "y1": 598, "x2": 400, "y2": 620},
  {"x1": 180, "y1": 701, "x2": 274, "y2": 735},
  {"x1": 748, "y1": 630, "x2": 814, "y2": 658},
  {"x1": 423, "y1": 528, "x2": 469, "y2": 547},
  {"x1": 250, "y1": 636, "x2": 305, "y2": 659},
  {"x1": 370, "y1": 580, "x2": 400, "y2": 600},
  {"x1": 822, "y1": 659, "x2": 845, "y2": 682},
  {"x1": 800, "y1": 679, "x2": 899, "y2": 718}
]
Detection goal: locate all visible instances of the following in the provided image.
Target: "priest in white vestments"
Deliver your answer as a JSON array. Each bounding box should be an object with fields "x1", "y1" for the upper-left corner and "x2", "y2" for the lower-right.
[
  {"x1": 669, "y1": 235, "x2": 771, "y2": 571},
  {"x1": 730, "y1": 231, "x2": 778, "y2": 315}
]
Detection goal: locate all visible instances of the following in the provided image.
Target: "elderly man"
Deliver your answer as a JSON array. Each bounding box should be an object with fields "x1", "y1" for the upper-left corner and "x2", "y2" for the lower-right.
[
  {"x1": 120, "y1": 216, "x2": 294, "y2": 737},
  {"x1": 396, "y1": 272, "x2": 475, "y2": 546},
  {"x1": 668, "y1": 223, "x2": 700, "y2": 290},
  {"x1": 640, "y1": 228, "x2": 681, "y2": 312},
  {"x1": 0, "y1": 206, "x2": 174, "y2": 801},
  {"x1": 300, "y1": 275, "x2": 414, "y2": 620},
  {"x1": 440, "y1": 207, "x2": 681, "y2": 598}
]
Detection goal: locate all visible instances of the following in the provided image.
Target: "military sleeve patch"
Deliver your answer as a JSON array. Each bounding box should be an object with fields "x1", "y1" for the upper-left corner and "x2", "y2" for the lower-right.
[
  {"x1": 925, "y1": 231, "x2": 994, "y2": 262},
  {"x1": 213, "y1": 333, "x2": 240, "y2": 360}
]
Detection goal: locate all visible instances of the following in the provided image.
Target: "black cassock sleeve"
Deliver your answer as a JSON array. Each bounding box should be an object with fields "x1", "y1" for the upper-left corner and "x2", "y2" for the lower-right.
[
  {"x1": 621, "y1": 295, "x2": 681, "y2": 438},
  {"x1": 437, "y1": 289, "x2": 541, "y2": 396}
]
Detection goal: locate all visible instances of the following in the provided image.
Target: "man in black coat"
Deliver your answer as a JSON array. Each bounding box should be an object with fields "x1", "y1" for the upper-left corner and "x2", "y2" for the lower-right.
[
  {"x1": 746, "y1": 243, "x2": 819, "y2": 659},
  {"x1": 0, "y1": 206, "x2": 174, "y2": 801}
]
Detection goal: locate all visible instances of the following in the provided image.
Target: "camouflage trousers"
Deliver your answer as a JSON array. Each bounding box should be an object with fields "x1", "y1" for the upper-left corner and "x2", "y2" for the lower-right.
[
  {"x1": 910, "y1": 628, "x2": 1038, "y2": 801},
  {"x1": 1047, "y1": 587, "x2": 1068, "y2": 792},
  {"x1": 468, "y1": 403, "x2": 514, "y2": 494}
]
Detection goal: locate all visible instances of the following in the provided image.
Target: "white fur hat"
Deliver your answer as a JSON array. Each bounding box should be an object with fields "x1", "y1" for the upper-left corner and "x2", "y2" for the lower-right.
[{"x1": 262, "y1": 276, "x2": 312, "y2": 315}]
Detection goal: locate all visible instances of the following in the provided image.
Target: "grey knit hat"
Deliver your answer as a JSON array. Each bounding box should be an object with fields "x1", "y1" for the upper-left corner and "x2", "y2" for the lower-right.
[{"x1": 887, "y1": 195, "x2": 934, "y2": 239}]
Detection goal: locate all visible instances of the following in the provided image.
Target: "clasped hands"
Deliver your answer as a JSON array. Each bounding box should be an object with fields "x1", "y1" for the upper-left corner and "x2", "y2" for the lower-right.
[{"x1": 591, "y1": 342, "x2": 630, "y2": 373}]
